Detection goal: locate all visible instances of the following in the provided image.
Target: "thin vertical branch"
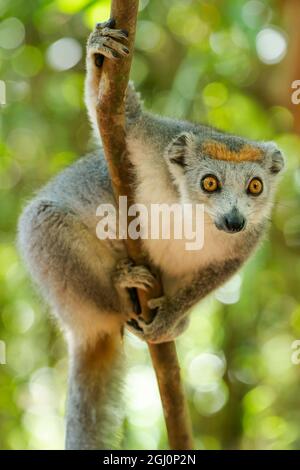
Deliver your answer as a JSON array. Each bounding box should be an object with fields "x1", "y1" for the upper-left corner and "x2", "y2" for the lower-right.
[{"x1": 95, "y1": 0, "x2": 193, "y2": 450}]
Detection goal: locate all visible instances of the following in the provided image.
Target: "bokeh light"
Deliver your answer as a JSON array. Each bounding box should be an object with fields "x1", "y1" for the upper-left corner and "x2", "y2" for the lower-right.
[
  {"x1": 135, "y1": 21, "x2": 165, "y2": 52},
  {"x1": 256, "y1": 27, "x2": 288, "y2": 64},
  {"x1": 188, "y1": 353, "x2": 226, "y2": 391},
  {"x1": 12, "y1": 45, "x2": 43, "y2": 77},
  {"x1": 47, "y1": 38, "x2": 82, "y2": 71},
  {"x1": 0, "y1": 17, "x2": 25, "y2": 50},
  {"x1": 242, "y1": 1, "x2": 271, "y2": 29},
  {"x1": 215, "y1": 274, "x2": 242, "y2": 305}
]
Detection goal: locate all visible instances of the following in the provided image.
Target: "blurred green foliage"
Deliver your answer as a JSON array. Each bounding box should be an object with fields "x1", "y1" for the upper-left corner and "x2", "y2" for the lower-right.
[{"x1": 0, "y1": 0, "x2": 300, "y2": 450}]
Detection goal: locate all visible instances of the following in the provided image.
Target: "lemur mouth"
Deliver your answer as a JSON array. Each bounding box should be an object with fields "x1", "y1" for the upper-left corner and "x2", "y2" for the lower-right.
[
  {"x1": 215, "y1": 218, "x2": 246, "y2": 234},
  {"x1": 217, "y1": 225, "x2": 246, "y2": 234}
]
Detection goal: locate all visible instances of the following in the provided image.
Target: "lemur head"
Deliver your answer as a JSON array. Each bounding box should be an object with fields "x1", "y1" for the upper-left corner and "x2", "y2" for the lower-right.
[{"x1": 166, "y1": 129, "x2": 285, "y2": 233}]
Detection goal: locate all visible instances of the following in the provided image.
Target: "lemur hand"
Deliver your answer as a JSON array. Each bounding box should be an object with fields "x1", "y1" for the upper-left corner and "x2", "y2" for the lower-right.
[
  {"x1": 114, "y1": 260, "x2": 190, "y2": 343},
  {"x1": 87, "y1": 19, "x2": 129, "y2": 66}
]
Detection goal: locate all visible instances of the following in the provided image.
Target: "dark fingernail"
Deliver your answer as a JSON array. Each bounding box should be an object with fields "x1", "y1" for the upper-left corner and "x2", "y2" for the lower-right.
[
  {"x1": 122, "y1": 29, "x2": 129, "y2": 37},
  {"x1": 108, "y1": 18, "x2": 115, "y2": 28},
  {"x1": 150, "y1": 307, "x2": 159, "y2": 319},
  {"x1": 94, "y1": 54, "x2": 104, "y2": 67},
  {"x1": 123, "y1": 47, "x2": 129, "y2": 54},
  {"x1": 128, "y1": 288, "x2": 141, "y2": 315},
  {"x1": 127, "y1": 319, "x2": 143, "y2": 332},
  {"x1": 112, "y1": 51, "x2": 120, "y2": 58}
]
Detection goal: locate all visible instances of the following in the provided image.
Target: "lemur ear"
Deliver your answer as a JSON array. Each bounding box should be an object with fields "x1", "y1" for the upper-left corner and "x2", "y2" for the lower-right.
[
  {"x1": 166, "y1": 132, "x2": 195, "y2": 168},
  {"x1": 266, "y1": 143, "x2": 285, "y2": 174}
]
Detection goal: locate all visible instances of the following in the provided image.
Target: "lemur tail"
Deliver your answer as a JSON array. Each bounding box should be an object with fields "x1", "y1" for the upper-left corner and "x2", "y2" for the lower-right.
[{"x1": 65, "y1": 334, "x2": 124, "y2": 450}]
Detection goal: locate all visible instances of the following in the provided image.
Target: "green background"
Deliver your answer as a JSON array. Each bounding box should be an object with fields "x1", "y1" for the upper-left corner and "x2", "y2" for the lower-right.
[{"x1": 0, "y1": 0, "x2": 300, "y2": 450}]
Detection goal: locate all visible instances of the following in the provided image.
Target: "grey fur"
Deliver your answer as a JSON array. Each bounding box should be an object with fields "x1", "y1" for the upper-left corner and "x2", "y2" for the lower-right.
[
  {"x1": 65, "y1": 339, "x2": 124, "y2": 450},
  {"x1": 17, "y1": 23, "x2": 284, "y2": 449}
]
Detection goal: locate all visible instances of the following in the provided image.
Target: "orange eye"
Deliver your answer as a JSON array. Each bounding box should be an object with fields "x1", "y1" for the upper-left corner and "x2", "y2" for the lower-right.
[
  {"x1": 248, "y1": 178, "x2": 263, "y2": 196},
  {"x1": 201, "y1": 175, "x2": 220, "y2": 193}
]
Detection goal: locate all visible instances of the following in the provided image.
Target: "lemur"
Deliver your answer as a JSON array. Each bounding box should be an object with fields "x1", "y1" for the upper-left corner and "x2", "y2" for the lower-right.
[{"x1": 17, "y1": 20, "x2": 284, "y2": 449}]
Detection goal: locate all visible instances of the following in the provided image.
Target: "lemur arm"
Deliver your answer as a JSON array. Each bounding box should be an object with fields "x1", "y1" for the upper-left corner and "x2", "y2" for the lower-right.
[
  {"x1": 130, "y1": 257, "x2": 242, "y2": 344},
  {"x1": 128, "y1": 222, "x2": 264, "y2": 344}
]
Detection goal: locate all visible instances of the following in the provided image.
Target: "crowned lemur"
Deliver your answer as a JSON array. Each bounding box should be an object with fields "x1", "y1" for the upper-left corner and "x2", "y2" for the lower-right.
[{"x1": 18, "y1": 20, "x2": 284, "y2": 449}]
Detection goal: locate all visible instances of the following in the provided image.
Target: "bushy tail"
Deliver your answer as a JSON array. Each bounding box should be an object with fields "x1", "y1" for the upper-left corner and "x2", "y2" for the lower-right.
[{"x1": 65, "y1": 334, "x2": 124, "y2": 450}]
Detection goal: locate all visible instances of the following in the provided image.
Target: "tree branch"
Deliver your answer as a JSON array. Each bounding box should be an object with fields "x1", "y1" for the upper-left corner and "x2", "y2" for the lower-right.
[{"x1": 96, "y1": 0, "x2": 193, "y2": 450}]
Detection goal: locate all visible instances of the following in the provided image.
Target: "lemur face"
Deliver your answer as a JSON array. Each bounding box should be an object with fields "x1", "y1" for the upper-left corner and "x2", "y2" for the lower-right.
[{"x1": 166, "y1": 131, "x2": 285, "y2": 234}]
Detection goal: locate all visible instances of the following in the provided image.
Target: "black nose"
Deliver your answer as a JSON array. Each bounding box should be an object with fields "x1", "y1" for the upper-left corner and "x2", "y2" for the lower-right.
[{"x1": 223, "y1": 211, "x2": 246, "y2": 233}]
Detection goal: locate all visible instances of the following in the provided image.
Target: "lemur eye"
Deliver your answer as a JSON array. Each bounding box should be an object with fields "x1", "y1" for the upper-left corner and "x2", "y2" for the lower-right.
[
  {"x1": 201, "y1": 175, "x2": 220, "y2": 193},
  {"x1": 247, "y1": 177, "x2": 263, "y2": 196}
]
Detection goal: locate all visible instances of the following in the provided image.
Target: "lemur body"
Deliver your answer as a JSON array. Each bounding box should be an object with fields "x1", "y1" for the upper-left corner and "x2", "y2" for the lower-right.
[{"x1": 17, "y1": 22, "x2": 284, "y2": 449}]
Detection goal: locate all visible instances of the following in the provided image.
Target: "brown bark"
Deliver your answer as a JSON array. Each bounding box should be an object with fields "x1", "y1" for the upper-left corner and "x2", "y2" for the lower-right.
[{"x1": 95, "y1": 0, "x2": 193, "y2": 450}]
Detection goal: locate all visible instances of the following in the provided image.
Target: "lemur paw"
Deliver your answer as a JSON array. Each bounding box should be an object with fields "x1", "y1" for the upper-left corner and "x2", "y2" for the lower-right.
[
  {"x1": 172, "y1": 316, "x2": 190, "y2": 337},
  {"x1": 127, "y1": 299, "x2": 189, "y2": 344},
  {"x1": 113, "y1": 259, "x2": 156, "y2": 292},
  {"x1": 87, "y1": 19, "x2": 129, "y2": 64},
  {"x1": 147, "y1": 296, "x2": 165, "y2": 310},
  {"x1": 127, "y1": 317, "x2": 178, "y2": 344}
]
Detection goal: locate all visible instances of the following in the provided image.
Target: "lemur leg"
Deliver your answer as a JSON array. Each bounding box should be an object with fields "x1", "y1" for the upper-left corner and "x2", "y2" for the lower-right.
[
  {"x1": 18, "y1": 199, "x2": 152, "y2": 340},
  {"x1": 85, "y1": 20, "x2": 129, "y2": 130},
  {"x1": 18, "y1": 197, "x2": 157, "y2": 339},
  {"x1": 18, "y1": 198, "x2": 158, "y2": 448},
  {"x1": 18, "y1": 198, "x2": 142, "y2": 449}
]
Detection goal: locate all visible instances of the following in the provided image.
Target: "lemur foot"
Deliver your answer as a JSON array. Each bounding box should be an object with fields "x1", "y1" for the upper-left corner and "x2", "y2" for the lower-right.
[
  {"x1": 87, "y1": 19, "x2": 129, "y2": 64},
  {"x1": 113, "y1": 259, "x2": 156, "y2": 292},
  {"x1": 147, "y1": 296, "x2": 164, "y2": 310},
  {"x1": 114, "y1": 259, "x2": 156, "y2": 321}
]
